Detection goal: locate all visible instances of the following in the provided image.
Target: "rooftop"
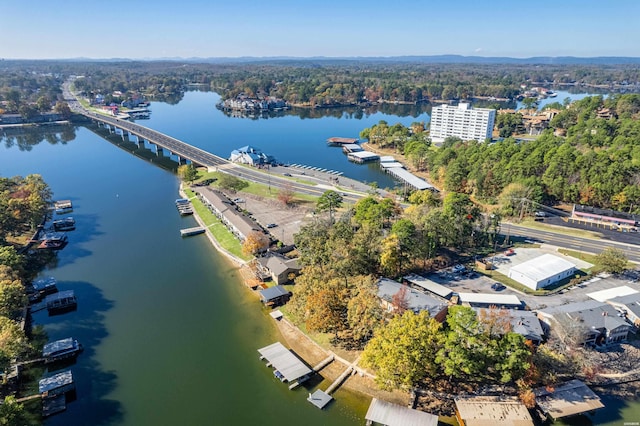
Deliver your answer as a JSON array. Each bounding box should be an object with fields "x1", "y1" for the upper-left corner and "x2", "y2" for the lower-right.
[
  {"x1": 534, "y1": 379, "x2": 604, "y2": 420},
  {"x1": 458, "y1": 292, "x2": 522, "y2": 307},
  {"x1": 587, "y1": 285, "x2": 638, "y2": 302},
  {"x1": 259, "y1": 285, "x2": 291, "y2": 303},
  {"x1": 39, "y1": 370, "x2": 74, "y2": 394},
  {"x1": 257, "y1": 342, "x2": 312, "y2": 383},
  {"x1": 455, "y1": 395, "x2": 534, "y2": 426},
  {"x1": 365, "y1": 398, "x2": 438, "y2": 426},
  {"x1": 403, "y1": 273, "x2": 452, "y2": 299},
  {"x1": 509, "y1": 254, "x2": 576, "y2": 282},
  {"x1": 377, "y1": 278, "x2": 447, "y2": 316}
]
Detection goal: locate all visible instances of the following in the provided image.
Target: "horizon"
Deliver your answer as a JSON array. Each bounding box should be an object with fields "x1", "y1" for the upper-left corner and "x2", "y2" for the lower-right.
[{"x1": 3, "y1": 0, "x2": 640, "y2": 60}]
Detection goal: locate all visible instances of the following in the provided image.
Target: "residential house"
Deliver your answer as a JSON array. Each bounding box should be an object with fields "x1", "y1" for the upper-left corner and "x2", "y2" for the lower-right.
[
  {"x1": 376, "y1": 278, "x2": 448, "y2": 321},
  {"x1": 606, "y1": 293, "x2": 640, "y2": 327},
  {"x1": 257, "y1": 255, "x2": 301, "y2": 285},
  {"x1": 454, "y1": 395, "x2": 534, "y2": 426}
]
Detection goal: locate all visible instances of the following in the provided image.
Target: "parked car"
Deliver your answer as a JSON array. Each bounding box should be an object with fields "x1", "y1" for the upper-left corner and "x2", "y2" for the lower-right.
[
  {"x1": 505, "y1": 248, "x2": 515, "y2": 256},
  {"x1": 452, "y1": 264, "x2": 466, "y2": 273},
  {"x1": 266, "y1": 223, "x2": 278, "y2": 229},
  {"x1": 283, "y1": 173, "x2": 292, "y2": 177},
  {"x1": 491, "y1": 283, "x2": 506, "y2": 291},
  {"x1": 535, "y1": 211, "x2": 547, "y2": 217}
]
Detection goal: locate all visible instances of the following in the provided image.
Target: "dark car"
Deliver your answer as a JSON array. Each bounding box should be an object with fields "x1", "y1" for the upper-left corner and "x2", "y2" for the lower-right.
[
  {"x1": 266, "y1": 223, "x2": 278, "y2": 228},
  {"x1": 491, "y1": 283, "x2": 506, "y2": 291}
]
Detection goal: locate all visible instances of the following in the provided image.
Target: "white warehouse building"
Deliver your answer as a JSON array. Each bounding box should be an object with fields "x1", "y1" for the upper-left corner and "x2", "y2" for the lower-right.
[
  {"x1": 429, "y1": 103, "x2": 496, "y2": 143},
  {"x1": 508, "y1": 254, "x2": 576, "y2": 290}
]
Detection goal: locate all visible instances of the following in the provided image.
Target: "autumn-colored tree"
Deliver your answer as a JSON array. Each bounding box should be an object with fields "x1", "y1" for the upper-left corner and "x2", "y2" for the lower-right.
[
  {"x1": 241, "y1": 231, "x2": 270, "y2": 256},
  {"x1": 380, "y1": 234, "x2": 402, "y2": 277},
  {"x1": 277, "y1": 183, "x2": 295, "y2": 206},
  {"x1": 0, "y1": 316, "x2": 29, "y2": 371},
  {"x1": 347, "y1": 276, "x2": 383, "y2": 345},
  {"x1": 391, "y1": 284, "x2": 410, "y2": 314},
  {"x1": 0, "y1": 279, "x2": 26, "y2": 321}
]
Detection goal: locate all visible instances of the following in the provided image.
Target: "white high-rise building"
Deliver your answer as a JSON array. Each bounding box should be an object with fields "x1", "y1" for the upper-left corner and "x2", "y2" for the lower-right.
[{"x1": 429, "y1": 103, "x2": 496, "y2": 143}]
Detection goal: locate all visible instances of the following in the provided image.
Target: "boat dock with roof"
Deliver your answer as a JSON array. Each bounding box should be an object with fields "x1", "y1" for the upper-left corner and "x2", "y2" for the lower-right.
[
  {"x1": 43, "y1": 337, "x2": 83, "y2": 364},
  {"x1": 258, "y1": 342, "x2": 312, "y2": 389},
  {"x1": 39, "y1": 370, "x2": 75, "y2": 417},
  {"x1": 327, "y1": 137, "x2": 358, "y2": 146}
]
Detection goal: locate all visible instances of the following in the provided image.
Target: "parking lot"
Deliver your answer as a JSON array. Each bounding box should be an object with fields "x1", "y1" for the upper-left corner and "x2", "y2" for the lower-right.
[
  {"x1": 423, "y1": 246, "x2": 640, "y2": 311},
  {"x1": 239, "y1": 194, "x2": 312, "y2": 245}
]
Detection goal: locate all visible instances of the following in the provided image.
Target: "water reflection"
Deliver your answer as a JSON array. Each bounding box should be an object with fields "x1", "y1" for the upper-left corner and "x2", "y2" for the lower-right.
[{"x1": 1, "y1": 125, "x2": 77, "y2": 151}]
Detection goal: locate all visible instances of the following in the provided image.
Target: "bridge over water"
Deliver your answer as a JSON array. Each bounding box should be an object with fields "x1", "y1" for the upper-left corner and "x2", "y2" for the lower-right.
[{"x1": 83, "y1": 112, "x2": 229, "y2": 170}]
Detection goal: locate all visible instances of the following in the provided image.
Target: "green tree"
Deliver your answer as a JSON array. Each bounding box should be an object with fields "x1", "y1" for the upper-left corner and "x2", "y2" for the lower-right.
[
  {"x1": 316, "y1": 190, "x2": 343, "y2": 222},
  {"x1": 346, "y1": 276, "x2": 383, "y2": 345},
  {"x1": 0, "y1": 247, "x2": 24, "y2": 275},
  {"x1": 217, "y1": 173, "x2": 249, "y2": 192},
  {"x1": 0, "y1": 396, "x2": 28, "y2": 426},
  {"x1": 0, "y1": 316, "x2": 29, "y2": 371},
  {"x1": 361, "y1": 310, "x2": 443, "y2": 391},
  {"x1": 178, "y1": 164, "x2": 198, "y2": 184},
  {"x1": 595, "y1": 247, "x2": 628, "y2": 273},
  {"x1": 0, "y1": 280, "x2": 26, "y2": 321}
]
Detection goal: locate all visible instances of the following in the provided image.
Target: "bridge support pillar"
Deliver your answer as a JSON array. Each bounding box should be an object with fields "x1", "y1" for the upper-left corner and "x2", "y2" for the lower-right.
[{"x1": 178, "y1": 156, "x2": 187, "y2": 165}]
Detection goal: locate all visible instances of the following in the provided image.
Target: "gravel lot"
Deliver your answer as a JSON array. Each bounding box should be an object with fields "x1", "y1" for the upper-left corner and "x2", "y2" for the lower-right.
[{"x1": 240, "y1": 194, "x2": 312, "y2": 245}]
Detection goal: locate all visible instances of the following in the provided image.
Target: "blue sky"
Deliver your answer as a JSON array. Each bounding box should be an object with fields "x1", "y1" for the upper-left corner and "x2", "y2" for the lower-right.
[{"x1": 2, "y1": 0, "x2": 639, "y2": 59}]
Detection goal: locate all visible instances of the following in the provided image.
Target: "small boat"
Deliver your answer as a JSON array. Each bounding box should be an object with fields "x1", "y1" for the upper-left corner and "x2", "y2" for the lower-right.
[
  {"x1": 43, "y1": 337, "x2": 83, "y2": 364},
  {"x1": 52, "y1": 217, "x2": 75, "y2": 231},
  {"x1": 274, "y1": 370, "x2": 286, "y2": 382},
  {"x1": 53, "y1": 200, "x2": 73, "y2": 214}
]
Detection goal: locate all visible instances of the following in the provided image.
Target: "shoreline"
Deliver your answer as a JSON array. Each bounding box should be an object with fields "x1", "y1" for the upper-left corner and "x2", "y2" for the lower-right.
[{"x1": 178, "y1": 184, "x2": 411, "y2": 408}]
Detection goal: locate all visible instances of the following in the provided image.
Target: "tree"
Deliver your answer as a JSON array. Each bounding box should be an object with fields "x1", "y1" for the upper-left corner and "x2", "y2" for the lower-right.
[
  {"x1": 361, "y1": 310, "x2": 443, "y2": 391},
  {"x1": 380, "y1": 234, "x2": 403, "y2": 277},
  {"x1": 346, "y1": 276, "x2": 383, "y2": 345},
  {"x1": 241, "y1": 231, "x2": 270, "y2": 256},
  {"x1": 316, "y1": 190, "x2": 343, "y2": 222},
  {"x1": 0, "y1": 396, "x2": 28, "y2": 426},
  {"x1": 53, "y1": 101, "x2": 72, "y2": 119},
  {"x1": 595, "y1": 247, "x2": 628, "y2": 273},
  {"x1": 0, "y1": 280, "x2": 26, "y2": 321},
  {"x1": 0, "y1": 247, "x2": 24, "y2": 275},
  {"x1": 177, "y1": 164, "x2": 198, "y2": 184},
  {"x1": 277, "y1": 183, "x2": 295, "y2": 206},
  {"x1": 0, "y1": 316, "x2": 29, "y2": 371},
  {"x1": 217, "y1": 173, "x2": 249, "y2": 192}
]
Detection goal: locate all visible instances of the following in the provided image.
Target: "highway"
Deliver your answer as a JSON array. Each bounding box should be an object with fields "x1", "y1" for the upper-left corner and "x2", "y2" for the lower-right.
[{"x1": 504, "y1": 222, "x2": 640, "y2": 263}]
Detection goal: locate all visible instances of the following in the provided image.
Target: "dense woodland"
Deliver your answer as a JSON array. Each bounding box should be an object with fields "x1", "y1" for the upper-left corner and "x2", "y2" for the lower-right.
[
  {"x1": 0, "y1": 175, "x2": 54, "y2": 422},
  {"x1": 361, "y1": 94, "x2": 640, "y2": 213}
]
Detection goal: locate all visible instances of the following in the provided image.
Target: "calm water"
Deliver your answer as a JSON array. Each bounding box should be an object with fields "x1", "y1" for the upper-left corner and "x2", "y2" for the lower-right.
[{"x1": 1, "y1": 90, "x2": 638, "y2": 425}]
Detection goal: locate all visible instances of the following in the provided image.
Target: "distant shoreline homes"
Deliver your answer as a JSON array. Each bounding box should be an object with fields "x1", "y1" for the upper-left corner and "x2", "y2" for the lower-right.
[{"x1": 217, "y1": 94, "x2": 290, "y2": 113}]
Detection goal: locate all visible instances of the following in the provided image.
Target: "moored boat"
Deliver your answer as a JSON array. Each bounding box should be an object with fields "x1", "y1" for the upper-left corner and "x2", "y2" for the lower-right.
[{"x1": 52, "y1": 217, "x2": 76, "y2": 231}]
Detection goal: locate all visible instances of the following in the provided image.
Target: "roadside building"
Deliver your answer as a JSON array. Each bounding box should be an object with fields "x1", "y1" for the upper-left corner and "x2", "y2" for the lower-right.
[
  {"x1": 376, "y1": 278, "x2": 448, "y2": 320},
  {"x1": 587, "y1": 285, "x2": 638, "y2": 303},
  {"x1": 534, "y1": 379, "x2": 604, "y2": 422},
  {"x1": 365, "y1": 398, "x2": 438, "y2": 426},
  {"x1": 229, "y1": 145, "x2": 275, "y2": 166},
  {"x1": 257, "y1": 255, "x2": 301, "y2": 285},
  {"x1": 429, "y1": 103, "x2": 496, "y2": 143},
  {"x1": 457, "y1": 292, "x2": 523, "y2": 309},
  {"x1": 454, "y1": 395, "x2": 534, "y2": 426},
  {"x1": 507, "y1": 254, "x2": 576, "y2": 290},
  {"x1": 538, "y1": 300, "x2": 630, "y2": 346}
]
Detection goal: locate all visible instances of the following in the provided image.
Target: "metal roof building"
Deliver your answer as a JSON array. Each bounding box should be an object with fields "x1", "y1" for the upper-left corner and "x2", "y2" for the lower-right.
[
  {"x1": 377, "y1": 278, "x2": 447, "y2": 317},
  {"x1": 587, "y1": 285, "x2": 638, "y2": 302},
  {"x1": 534, "y1": 379, "x2": 604, "y2": 421},
  {"x1": 508, "y1": 254, "x2": 576, "y2": 290},
  {"x1": 403, "y1": 273, "x2": 453, "y2": 299},
  {"x1": 383, "y1": 167, "x2": 436, "y2": 191},
  {"x1": 365, "y1": 398, "x2": 438, "y2": 426},
  {"x1": 455, "y1": 395, "x2": 534, "y2": 426},
  {"x1": 473, "y1": 308, "x2": 544, "y2": 343},
  {"x1": 39, "y1": 370, "x2": 75, "y2": 396},
  {"x1": 458, "y1": 292, "x2": 523, "y2": 309},
  {"x1": 257, "y1": 342, "x2": 312, "y2": 383}
]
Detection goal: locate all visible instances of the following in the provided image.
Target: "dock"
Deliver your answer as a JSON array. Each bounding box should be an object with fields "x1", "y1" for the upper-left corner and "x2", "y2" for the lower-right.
[
  {"x1": 258, "y1": 342, "x2": 312, "y2": 390},
  {"x1": 180, "y1": 227, "x2": 205, "y2": 237},
  {"x1": 347, "y1": 151, "x2": 379, "y2": 163},
  {"x1": 307, "y1": 356, "x2": 360, "y2": 409},
  {"x1": 327, "y1": 137, "x2": 358, "y2": 146},
  {"x1": 312, "y1": 354, "x2": 334, "y2": 373}
]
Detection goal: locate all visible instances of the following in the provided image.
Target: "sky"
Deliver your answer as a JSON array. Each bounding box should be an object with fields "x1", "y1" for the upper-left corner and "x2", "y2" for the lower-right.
[{"x1": 2, "y1": 0, "x2": 639, "y2": 59}]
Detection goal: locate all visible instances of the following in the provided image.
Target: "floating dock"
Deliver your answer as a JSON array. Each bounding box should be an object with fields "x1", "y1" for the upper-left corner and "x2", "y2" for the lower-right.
[
  {"x1": 180, "y1": 227, "x2": 205, "y2": 237},
  {"x1": 327, "y1": 137, "x2": 358, "y2": 146},
  {"x1": 307, "y1": 390, "x2": 333, "y2": 409},
  {"x1": 258, "y1": 342, "x2": 312, "y2": 390},
  {"x1": 347, "y1": 151, "x2": 379, "y2": 163}
]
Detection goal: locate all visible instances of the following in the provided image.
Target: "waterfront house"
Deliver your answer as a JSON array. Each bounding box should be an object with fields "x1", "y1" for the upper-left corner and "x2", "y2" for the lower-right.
[
  {"x1": 229, "y1": 145, "x2": 275, "y2": 166},
  {"x1": 454, "y1": 395, "x2": 534, "y2": 426},
  {"x1": 473, "y1": 308, "x2": 544, "y2": 345},
  {"x1": 534, "y1": 379, "x2": 604, "y2": 421},
  {"x1": 537, "y1": 300, "x2": 630, "y2": 346},
  {"x1": 376, "y1": 278, "x2": 448, "y2": 320},
  {"x1": 257, "y1": 255, "x2": 301, "y2": 285},
  {"x1": 194, "y1": 187, "x2": 263, "y2": 242}
]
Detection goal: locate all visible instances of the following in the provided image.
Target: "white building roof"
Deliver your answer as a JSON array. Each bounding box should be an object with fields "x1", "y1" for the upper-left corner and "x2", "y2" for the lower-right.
[
  {"x1": 365, "y1": 398, "x2": 438, "y2": 426},
  {"x1": 587, "y1": 285, "x2": 639, "y2": 302},
  {"x1": 348, "y1": 151, "x2": 379, "y2": 160},
  {"x1": 385, "y1": 167, "x2": 435, "y2": 190},
  {"x1": 403, "y1": 274, "x2": 452, "y2": 298},
  {"x1": 458, "y1": 292, "x2": 522, "y2": 307},
  {"x1": 509, "y1": 254, "x2": 576, "y2": 283},
  {"x1": 379, "y1": 155, "x2": 396, "y2": 162},
  {"x1": 257, "y1": 342, "x2": 312, "y2": 382},
  {"x1": 379, "y1": 161, "x2": 405, "y2": 169}
]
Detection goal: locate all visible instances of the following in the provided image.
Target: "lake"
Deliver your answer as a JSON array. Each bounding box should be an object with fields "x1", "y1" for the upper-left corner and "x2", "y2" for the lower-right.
[{"x1": 1, "y1": 89, "x2": 638, "y2": 425}]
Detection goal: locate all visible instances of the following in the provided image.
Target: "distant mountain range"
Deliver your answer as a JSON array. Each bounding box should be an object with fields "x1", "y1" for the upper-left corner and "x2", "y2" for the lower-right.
[{"x1": 7, "y1": 55, "x2": 640, "y2": 65}]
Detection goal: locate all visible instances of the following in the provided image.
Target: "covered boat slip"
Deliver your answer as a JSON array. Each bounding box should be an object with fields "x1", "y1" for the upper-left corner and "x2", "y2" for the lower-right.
[
  {"x1": 39, "y1": 370, "x2": 75, "y2": 396},
  {"x1": 365, "y1": 398, "x2": 438, "y2": 426},
  {"x1": 257, "y1": 342, "x2": 312, "y2": 384},
  {"x1": 43, "y1": 337, "x2": 81, "y2": 362}
]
